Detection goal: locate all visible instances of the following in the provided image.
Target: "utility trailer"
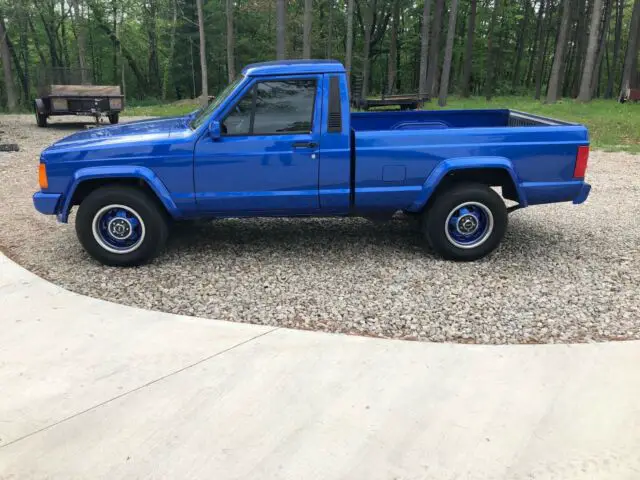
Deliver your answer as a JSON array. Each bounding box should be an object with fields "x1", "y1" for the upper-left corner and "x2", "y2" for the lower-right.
[
  {"x1": 34, "y1": 68, "x2": 124, "y2": 127},
  {"x1": 350, "y1": 75, "x2": 430, "y2": 111}
]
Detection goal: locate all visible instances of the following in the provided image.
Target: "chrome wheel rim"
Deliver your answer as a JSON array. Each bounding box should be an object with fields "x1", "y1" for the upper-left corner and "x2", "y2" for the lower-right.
[
  {"x1": 444, "y1": 202, "x2": 494, "y2": 249},
  {"x1": 92, "y1": 204, "x2": 146, "y2": 254}
]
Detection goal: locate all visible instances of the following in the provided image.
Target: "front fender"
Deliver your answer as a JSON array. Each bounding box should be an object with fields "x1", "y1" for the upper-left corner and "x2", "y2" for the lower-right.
[
  {"x1": 57, "y1": 165, "x2": 179, "y2": 223},
  {"x1": 406, "y1": 157, "x2": 525, "y2": 212}
]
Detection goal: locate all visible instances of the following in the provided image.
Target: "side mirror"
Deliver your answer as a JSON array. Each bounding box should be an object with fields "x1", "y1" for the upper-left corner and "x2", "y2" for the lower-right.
[{"x1": 208, "y1": 120, "x2": 221, "y2": 140}]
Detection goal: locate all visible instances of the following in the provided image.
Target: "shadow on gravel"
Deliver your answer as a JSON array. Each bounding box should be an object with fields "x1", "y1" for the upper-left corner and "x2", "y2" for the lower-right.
[
  {"x1": 165, "y1": 217, "x2": 429, "y2": 257},
  {"x1": 162, "y1": 215, "x2": 576, "y2": 263}
]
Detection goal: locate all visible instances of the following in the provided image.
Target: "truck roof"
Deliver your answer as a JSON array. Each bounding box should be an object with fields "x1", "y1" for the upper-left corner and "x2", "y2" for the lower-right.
[{"x1": 242, "y1": 60, "x2": 345, "y2": 77}]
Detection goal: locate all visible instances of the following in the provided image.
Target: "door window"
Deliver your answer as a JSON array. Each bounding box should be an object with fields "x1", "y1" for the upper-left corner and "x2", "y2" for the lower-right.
[{"x1": 222, "y1": 79, "x2": 317, "y2": 136}]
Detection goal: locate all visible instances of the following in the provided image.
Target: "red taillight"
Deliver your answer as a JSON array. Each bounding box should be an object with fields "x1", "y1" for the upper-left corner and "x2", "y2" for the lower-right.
[{"x1": 574, "y1": 146, "x2": 589, "y2": 179}]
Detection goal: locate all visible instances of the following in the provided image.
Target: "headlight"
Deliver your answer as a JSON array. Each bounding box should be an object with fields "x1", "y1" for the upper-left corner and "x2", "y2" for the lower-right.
[
  {"x1": 109, "y1": 98, "x2": 123, "y2": 110},
  {"x1": 51, "y1": 98, "x2": 68, "y2": 111}
]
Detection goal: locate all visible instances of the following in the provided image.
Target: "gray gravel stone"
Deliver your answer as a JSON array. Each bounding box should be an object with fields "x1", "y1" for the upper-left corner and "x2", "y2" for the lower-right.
[{"x1": 1, "y1": 114, "x2": 638, "y2": 344}]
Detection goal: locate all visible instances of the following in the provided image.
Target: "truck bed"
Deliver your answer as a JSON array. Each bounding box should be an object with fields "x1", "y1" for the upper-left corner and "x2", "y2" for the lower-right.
[
  {"x1": 350, "y1": 109, "x2": 588, "y2": 211},
  {"x1": 350, "y1": 109, "x2": 572, "y2": 131}
]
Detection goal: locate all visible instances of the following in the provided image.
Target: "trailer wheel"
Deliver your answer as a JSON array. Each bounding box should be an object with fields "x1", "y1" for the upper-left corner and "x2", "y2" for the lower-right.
[
  {"x1": 422, "y1": 183, "x2": 507, "y2": 261},
  {"x1": 35, "y1": 112, "x2": 47, "y2": 128},
  {"x1": 75, "y1": 186, "x2": 168, "y2": 267},
  {"x1": 108, "y1": 113, "x2": 120, "y2": 124}
]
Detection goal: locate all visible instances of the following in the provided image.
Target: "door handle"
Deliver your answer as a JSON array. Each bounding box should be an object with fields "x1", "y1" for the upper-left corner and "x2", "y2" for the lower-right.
[{"x1": 292, "y1": 141, "x2": 318, "y2": 149}]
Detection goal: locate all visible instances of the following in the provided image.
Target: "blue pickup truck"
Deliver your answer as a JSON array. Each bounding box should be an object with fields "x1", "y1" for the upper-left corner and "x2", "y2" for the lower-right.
[{"x1": 33, "y1": 60, "x2": 591, "y2": 266}]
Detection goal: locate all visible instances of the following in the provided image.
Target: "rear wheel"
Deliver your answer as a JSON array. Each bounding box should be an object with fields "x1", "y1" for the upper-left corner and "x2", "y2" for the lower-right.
[
  {"x1": 76, "y1": 186, "x2": 168, "y2": 266},
  {"x1": 108, "y1": 113, "x2": 120, "y2": 124},
  {"x1": 422, "y1": 183, "x2": 507, "y2": 261}
]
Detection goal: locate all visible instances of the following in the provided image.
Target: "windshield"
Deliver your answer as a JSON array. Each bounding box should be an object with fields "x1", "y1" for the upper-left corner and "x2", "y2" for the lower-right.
[{"x1": 189, "y1": 76, "x2": 244, "y2": 129}]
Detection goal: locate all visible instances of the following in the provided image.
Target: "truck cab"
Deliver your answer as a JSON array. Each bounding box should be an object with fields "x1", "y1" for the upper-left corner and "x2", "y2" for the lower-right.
[{"x1": 33, "y1": 60, "x2": 591, "y2": 267}]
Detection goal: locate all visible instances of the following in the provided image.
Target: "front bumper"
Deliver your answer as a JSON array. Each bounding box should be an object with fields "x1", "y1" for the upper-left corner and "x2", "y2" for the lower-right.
[
  {"x1": 572, "y1": 182, "x2": 591, "y2": 204},
  {"x1": 33, "y1": 192, "x2": 62, "y2": 215}
]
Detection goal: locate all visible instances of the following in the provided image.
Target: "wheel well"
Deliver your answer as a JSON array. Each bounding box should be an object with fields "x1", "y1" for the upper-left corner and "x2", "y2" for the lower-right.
[
  {"x1": 70, "y1": 178, "x2": 169, "y2": 214},
  {"x1": 426, "y1": 168, "x2": 520, "y2": 208}
]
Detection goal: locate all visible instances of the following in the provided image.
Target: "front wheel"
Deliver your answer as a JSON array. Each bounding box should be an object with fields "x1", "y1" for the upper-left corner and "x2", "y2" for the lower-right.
[
  {"x1": 75, "y1": 186, "x2": 168, "y2": 266},
  {"x1": 422, "y1": 183, "x2": 508, "y2": 261}
]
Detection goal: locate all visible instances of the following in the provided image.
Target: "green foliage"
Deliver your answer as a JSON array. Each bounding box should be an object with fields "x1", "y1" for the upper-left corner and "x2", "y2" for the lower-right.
[
  {"x1": 429, "y1": 96, "x2": 640, "y2": 153},
  {"x1": 0, "y1": 0, "x2": 638, "y2": 109}
]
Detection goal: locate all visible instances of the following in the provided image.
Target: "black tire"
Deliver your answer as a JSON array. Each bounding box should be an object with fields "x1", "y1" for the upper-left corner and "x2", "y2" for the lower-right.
[
  {"x1": 36, "y1": 111, "x2": 47, "y2": 128},
  {"x1": 75, "y1": 186, "x2": 169, "y2": 267},
  {"x1": 108, "y1": 113, "x2": 120, "y2": 124},
  {"x1": 422, "y1": 183, "x2": 508, "y2": 261}
]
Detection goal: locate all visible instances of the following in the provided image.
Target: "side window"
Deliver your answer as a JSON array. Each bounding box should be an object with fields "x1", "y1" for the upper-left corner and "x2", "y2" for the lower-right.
[
  {"x1": 253, "y1": 80, "x2": 316, "y2": 134},
  {"x1": 221, "y1": 88, "x2": 254, "y2": 135},
  {"x1": 222, "y1": 79, "x2": 317, "y2": 136}
]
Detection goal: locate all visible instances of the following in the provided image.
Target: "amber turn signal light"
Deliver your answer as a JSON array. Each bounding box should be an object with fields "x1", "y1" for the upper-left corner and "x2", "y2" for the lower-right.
[{"x1": 38, "y1": 163, "x2": 49, "y2": 189}]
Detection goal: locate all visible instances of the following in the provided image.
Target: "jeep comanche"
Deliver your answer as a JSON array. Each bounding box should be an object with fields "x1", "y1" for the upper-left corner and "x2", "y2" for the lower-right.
[{"x1": 33, "y1": 60, "x2": 591, "y2": 266}]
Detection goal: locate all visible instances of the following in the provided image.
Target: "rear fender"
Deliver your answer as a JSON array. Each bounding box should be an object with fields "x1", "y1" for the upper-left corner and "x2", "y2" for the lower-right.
[
  {"x1": 57, "y1": 166, "x2": 179, "y2": 223},
  {"x1": 406, "y1": 157, "x2": 525, "y2": 212}
]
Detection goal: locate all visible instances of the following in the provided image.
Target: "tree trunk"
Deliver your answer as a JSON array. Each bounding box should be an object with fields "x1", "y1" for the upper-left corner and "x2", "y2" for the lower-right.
[
  {"x1": 418, "y1": 0, "x2": 433, "y2": 97},
  {"x1": 426, "y1": 0, "x2": 444, "y2": 96},
  {"x1": 526, "y1": 0, "x2": 545, "y2": 87},
  {"x1": 512, "y1": 0, "x2": 532, "y2": 91},
  {"x1": 112, "y1": 0, "x2": 118, "y2": 85},
  {"x1": 460, "y1": 0, "x2": 476, "y2": 96},
  {"x1": 28, "y1": 16, "x2": 48, "y2": 67},
  {"x1": 484, "y1": 0, "x2": 502, "y2": 100},
  {"x1": 387, "y1": 0, "x2": 399, "y2": 94},
  {"x1": 162, "y1": 0, "x2": 178, "y2": 100},
  {"x1": 303, "y1": 0, "x2": 313, "y2": 58},
  {"x1": 326, "y1": 0, "x2": 333, "y2": 58},
  {"x1": 546, "y1": 0, "x2": 573, "y2": 103},
  {"x1": 18, "y1": 9, "x2": 30, "y2": 101},
  {"x1": 571, "y1": 0, "x2": 588, "y2": 97},
  {"x1": 590, "y1": 0, "x2": 613, "y2": 96},
  {"x1": 577, "y1": 0, "x2": 604, "y2": 101},
  {"x1": 606, "y1": 0, "x2": 624, "y2": 97},
  {"x1": 345, "y1": 0, "x2": 354, "y2": 83},
  {"x1": 361, "y1": 2, "x2": 373, "y2": 99},
  {"x1": 195, "y1": 0, "x2": 208, "y2": 104},
  {"x1": 438, "y1": 0, "x2": 459, "y2": 106},
  {"x1": 120, "y1": 9, "x2": 126, "y2": 99},
  {"x1": 60, "y1": 0, "x2": 71, "y2": 69},
  {"x1": 3, "y1": 21, "x2": 27, "y2": 102},
  {"x1": 535, "y1": 1, "x2": 554, "y2": 99},
  {"x1": 70, "y1": 0, "x2": 89, "y2": 83},
  {"x1": 0, "y1": 13, "x2": 18, "y2": 111},
  {"x1": 276, "y1": 0, "x2": 286, "y2": 59},
  {"x1": 40, "y1": 10, "x2": 61, "y2": 68},
  {"x1": 619, "y1": 0, "x2": 640, "y2": 99},
  {"x1": 226, "y1": 0, "x2": 236, "y2": 81}
]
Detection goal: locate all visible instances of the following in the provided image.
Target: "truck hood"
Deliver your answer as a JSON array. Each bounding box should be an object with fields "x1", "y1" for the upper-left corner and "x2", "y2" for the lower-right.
[{"x1": 47, "y1": 116, "x2": 191, "y2": 150}]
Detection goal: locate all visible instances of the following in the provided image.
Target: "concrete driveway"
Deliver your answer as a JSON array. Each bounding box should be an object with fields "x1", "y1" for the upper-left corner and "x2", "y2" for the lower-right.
[{"x1": 1, "y1": 253, "x2": 639, "y2": 479}]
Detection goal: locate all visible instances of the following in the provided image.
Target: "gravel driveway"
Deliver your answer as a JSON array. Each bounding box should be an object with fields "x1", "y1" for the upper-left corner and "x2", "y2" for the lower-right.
[{"x1": 1, "y1": 114, "x2": 638, "y2": 344}]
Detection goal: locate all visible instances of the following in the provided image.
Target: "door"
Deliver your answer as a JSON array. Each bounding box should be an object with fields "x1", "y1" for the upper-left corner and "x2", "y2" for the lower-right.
[{"x1": 194, "y1": 76, "x2": 323, "y2": 214}]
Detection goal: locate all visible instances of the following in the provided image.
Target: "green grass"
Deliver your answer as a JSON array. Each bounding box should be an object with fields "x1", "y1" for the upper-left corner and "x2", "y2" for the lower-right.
[
  {"x1": 127, "y1": 95, "x2": 639, "y2": 153},
  {"x1": 124, "y1": 101, "x2": 199, "y2": 118},
  {"x1": 429, "y1": 97, "x2": 640, "y2": 153}
]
